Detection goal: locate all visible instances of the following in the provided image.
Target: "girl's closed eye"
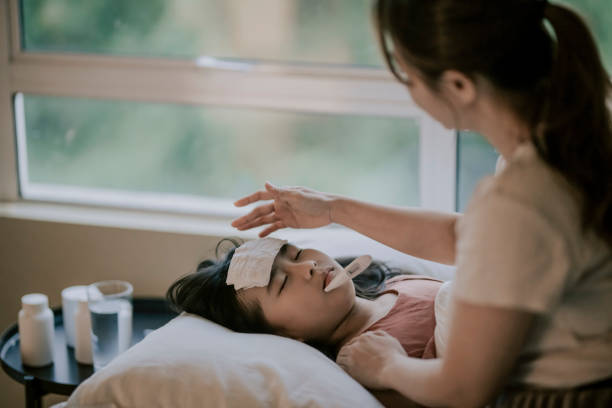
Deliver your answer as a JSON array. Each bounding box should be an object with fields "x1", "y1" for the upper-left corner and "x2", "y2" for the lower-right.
[
  {"x1": 295, "y1": 249, "x2": 303, "y2": 260},
  {"x1": 279, "y1": 274, "x2": 288, "y2": 294}
]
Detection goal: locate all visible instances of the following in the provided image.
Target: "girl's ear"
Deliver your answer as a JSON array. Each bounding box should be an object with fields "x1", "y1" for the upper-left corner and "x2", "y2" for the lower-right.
[{"x1": 440, "y1": 70, "x2": 477, "y2": 107}]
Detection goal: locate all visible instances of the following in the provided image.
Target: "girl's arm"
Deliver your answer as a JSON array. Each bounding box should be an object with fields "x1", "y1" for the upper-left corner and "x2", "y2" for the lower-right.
[
  {"x1": 330, "y1": 196, "x2": 459, "y2": 265},
  {"x1": 379, "y1": 301, "x2": 535, "y2": 407}
]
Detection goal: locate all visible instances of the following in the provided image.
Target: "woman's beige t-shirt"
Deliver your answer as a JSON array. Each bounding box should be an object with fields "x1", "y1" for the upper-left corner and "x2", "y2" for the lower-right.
[{"x1": 451, "y1": 142, "x2": 612, "y2": 388}]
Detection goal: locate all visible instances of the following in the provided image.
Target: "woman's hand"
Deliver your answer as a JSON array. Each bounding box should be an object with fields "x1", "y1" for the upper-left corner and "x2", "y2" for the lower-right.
[
  {"x1": 336, "y1": 330, "x2": 407, "y2": 390},
  {"x1": 231, "y1": 182, "x2": 335, "y2": 237}
]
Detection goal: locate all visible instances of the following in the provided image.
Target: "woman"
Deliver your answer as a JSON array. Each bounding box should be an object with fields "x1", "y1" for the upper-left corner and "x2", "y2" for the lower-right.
[{"x1": 231, "y1": 0, "x2": 612, "y2": 407}]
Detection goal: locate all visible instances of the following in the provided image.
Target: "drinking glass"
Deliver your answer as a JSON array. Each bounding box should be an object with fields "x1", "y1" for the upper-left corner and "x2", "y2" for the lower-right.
[{"x1": 87, "y1": 280, "x2": 133, "y2": 370}]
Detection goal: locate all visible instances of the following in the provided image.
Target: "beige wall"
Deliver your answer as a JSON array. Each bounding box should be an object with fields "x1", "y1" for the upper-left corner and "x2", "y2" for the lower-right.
[{"x1": 0, "y1": 216, "x2": 223, "y2": 407}]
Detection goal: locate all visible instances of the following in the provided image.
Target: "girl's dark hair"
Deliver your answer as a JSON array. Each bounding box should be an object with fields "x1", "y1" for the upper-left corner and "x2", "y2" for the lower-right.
[
  {"x1": 166, "y1": 239, "x2": 408, "y2": 357},
  {"x1": 336, "y1": 256, "x2": 404, "y2": 300},
  {"x1": 166, "y1": 238, "x2": 277, "y2": 335},
  {"x1": 375, "y1": 0, "x2": 612, "y2": 247}
]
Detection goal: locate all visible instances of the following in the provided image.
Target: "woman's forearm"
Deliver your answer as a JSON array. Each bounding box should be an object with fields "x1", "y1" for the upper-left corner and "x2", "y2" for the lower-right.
[
  {"x1": 329, "y1": 195, "x2": 459, "y2": 265},
  {"x1": 380, "y1": 356, "x2": 459, "y2": 408},
  {"x1": 378, "y1": 302, "x2": 535, "y2": 408}
]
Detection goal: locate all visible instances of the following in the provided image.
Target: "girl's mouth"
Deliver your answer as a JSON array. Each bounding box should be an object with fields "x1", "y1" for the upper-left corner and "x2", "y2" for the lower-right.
[{"x1": 324, "y1": 269, "x2": 335, "y2": 290}]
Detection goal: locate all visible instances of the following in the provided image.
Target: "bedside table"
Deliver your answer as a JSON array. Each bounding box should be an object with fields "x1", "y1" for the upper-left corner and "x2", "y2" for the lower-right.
[{"x1": 1, "y1": 297, "x2": 178, "y2": 408}]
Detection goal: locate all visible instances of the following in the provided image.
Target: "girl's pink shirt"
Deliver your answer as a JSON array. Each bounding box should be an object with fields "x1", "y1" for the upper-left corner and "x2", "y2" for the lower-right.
[{"x1": 360, "y1": 275, "x2": 443, "y2": 359}]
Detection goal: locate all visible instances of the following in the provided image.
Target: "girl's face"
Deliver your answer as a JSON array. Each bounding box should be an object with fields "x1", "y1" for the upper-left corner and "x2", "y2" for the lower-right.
[{"x1": 238, "y1": 244, "x2": 356, "y2": 342}]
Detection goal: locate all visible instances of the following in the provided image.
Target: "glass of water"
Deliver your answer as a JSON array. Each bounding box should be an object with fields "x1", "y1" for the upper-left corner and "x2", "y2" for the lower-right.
[{"x1": 87, "y1": 280, "x2": 133, "y2": 370}]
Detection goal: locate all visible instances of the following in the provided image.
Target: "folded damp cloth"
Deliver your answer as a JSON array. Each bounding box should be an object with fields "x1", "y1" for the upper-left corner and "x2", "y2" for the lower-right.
[{"x1": 226, "y1": 237, "x2": 287, "y2": 290}]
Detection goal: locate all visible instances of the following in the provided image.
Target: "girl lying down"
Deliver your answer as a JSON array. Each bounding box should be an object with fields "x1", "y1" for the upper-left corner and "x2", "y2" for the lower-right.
[{"x1": 166, "y1": 237, "x2": 452, "y2": 406}]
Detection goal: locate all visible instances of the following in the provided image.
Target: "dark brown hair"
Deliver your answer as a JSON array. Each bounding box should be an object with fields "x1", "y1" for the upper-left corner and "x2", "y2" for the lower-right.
[{"x1": 375, "y1": 0, "x2": 612, "y2": 247}]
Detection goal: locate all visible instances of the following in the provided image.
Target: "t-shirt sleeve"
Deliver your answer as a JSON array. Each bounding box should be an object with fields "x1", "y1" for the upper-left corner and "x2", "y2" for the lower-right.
[{"x1": 453, "y1": 191, "x2": 570, "y2": 313}]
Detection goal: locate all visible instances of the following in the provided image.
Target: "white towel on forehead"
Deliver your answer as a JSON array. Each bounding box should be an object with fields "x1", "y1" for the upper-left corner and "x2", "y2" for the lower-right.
[{"x1": 226, "y1": 238, "x2": 288, "y2": 291}]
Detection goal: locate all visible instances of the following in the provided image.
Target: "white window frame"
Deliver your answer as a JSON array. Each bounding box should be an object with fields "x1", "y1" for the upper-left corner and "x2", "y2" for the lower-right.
[{"x1": 0, "y1": 0, "x2": 457, "y2": 228}]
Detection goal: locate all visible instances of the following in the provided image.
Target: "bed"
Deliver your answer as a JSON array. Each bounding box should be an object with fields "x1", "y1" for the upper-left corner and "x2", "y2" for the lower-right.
[{"x1": 62, "y1": 229, "x2": 455, "y2": 408}]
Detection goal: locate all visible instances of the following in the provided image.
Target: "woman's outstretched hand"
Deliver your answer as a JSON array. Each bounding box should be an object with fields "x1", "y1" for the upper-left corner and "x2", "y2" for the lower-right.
[
  {"x1": 231, "y1": 182, "x2": 335, "y2": 237},
  {"x1": 336, "y1": 330, "x2": 407, "y2": 390}
]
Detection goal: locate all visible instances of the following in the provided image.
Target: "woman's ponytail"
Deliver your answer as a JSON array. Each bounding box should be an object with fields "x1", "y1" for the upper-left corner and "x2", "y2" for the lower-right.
[{"x1": 536, "y1": 3, "x2": 612, "y2": 247}]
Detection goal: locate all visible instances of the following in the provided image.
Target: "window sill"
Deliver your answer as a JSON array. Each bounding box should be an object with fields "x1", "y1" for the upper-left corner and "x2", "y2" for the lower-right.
[
  {"x1": 0, "y1": 200, "x2": 343, "y2": 241},
  {"x1": 0, "y1": 200, "x2": 256, "y2": 238}
]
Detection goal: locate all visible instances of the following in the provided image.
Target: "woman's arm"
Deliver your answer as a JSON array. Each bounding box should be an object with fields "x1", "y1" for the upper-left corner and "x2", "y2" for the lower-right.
[
  {"x1": 232, "y1": 182, "x2": 459, "y2": 265},
  {"x1": 330, "y1": 196, "x2": 459, "y2": 265},
  {"x1": 378, "y1": 301, "x2": 536, "y2": 407},
  {"x1": 369, "y1": 389, "x2": 423, "y2": 408}
]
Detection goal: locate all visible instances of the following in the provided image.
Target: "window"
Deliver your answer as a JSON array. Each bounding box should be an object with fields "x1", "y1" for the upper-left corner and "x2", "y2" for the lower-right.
[
  {"x1": 15, "y1": 1, "x2": 611, "y2": 217},
  {"x1": 20, "y1": 0, "x2": 382, "y2": 66},
  {"x1": 17, "y1": 94, "x2": 419, "y2": 211},
  {"x1": 1, "y1": 0, "x2": 456, "y2": 217}
]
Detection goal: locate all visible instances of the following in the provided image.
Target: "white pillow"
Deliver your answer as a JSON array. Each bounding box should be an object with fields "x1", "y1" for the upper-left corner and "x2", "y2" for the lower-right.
[{"x1": 65, "y1": 313, "x2": 384, "y2": 408}]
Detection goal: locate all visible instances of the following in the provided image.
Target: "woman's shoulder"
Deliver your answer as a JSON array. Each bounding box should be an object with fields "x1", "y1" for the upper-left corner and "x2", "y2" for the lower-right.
[
  {"x1": 475, "y1": 143, "x2": 578, "y2": 211},
  {"x1": 464, "y1": 142, "x2": 582, "y2": 244},
  {"x1": 456, "y1": 144, "x2": 610, "y2": 306}
]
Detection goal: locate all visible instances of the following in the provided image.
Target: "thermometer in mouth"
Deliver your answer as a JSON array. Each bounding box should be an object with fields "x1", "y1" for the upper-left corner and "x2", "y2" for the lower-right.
[{"x1": 324, "y1": 255, "x2": 372, "y2": 292}]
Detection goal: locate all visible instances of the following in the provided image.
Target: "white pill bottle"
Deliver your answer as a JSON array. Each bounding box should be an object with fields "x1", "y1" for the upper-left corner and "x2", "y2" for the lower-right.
[{"x1": 18, "y1": 293, "x2": 55, "y2": 367}]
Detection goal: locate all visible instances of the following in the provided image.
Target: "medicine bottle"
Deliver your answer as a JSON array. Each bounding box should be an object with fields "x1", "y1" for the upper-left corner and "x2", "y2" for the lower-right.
[
  {"x1": 74, "y1": 298, "x2": 93, "y2": 364},
  {"x1": 18, "y1": 293, "x2": 55, "y2": 367}
]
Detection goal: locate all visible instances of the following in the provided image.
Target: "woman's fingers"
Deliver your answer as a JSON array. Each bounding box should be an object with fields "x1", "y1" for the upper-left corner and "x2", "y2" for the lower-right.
[
  {"x1": 232, "y1": 182, "x2": 331, "y2": 232},
  {"x1": 259, "y1": 221, "x2": 286, "y2": 238},
  {"x1": 231, "y1": 203, "x2": 275, "y2": 228},
  {"x1": 235, "y1": 213, "x2": 279, "y2": 231},
  {"x1": 264, "y1": 181, "x2": 279, "y2": 193},
  {"x1": 233, "y1": 189, "x2": 276, "y2": 207}
]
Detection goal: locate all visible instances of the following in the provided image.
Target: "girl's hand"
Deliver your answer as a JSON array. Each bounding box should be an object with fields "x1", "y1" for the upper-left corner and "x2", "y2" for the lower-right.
[
  {"x1": 231, "y1": 182, "x2": 335, "y2": 237},
  {"x1": 336, "y1": 330, "x2": 407, "y2": 390}
]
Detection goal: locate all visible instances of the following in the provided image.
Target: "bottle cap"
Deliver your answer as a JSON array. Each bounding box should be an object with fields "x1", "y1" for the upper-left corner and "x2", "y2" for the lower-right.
[
  {"x1": 21, "y1": 293, "x2": 49, "y2": 314},
  {"x1": 61, "y1": 285, "x2": 87, "y2": 302}
]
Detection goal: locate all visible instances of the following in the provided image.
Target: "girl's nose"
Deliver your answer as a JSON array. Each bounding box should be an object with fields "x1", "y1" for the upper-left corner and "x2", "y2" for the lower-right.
[
  {"x1": 288, "y1": 260, "x2": 316, "y2": 279},
  {"x1": 292, "y1": 261, "x2": 334, "y2": 281}
]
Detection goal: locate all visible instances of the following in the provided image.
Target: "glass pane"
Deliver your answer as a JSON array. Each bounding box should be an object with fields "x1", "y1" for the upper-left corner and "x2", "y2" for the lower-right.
[
  {"x1": 20, "y1": 0, "x2": 382, "y2": 66},
  {"x1": 19, "y1": 94, "x2": 419, "y2": 207},
  {"x1": 456, "y1": 132, "x2": 498, "y2": 212},
  {"x1": 557, "y1": 0, "x2": 612, "y2": 72}
]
